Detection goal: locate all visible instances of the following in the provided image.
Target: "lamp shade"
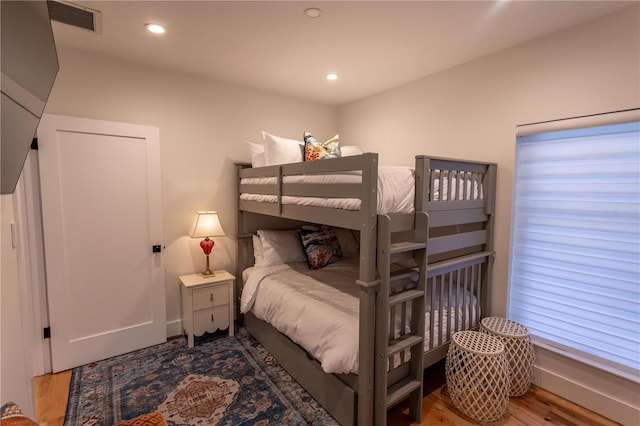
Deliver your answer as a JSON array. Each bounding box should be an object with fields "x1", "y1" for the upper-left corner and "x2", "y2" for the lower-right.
[{"x1": 189, "y1": 211, "x2": 225, "y2": 238}]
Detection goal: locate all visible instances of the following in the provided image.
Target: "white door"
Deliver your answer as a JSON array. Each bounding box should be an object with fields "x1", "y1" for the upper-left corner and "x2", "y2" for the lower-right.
[{"x1": 37, "y1": 114, "x2": 166, "y2": 372}]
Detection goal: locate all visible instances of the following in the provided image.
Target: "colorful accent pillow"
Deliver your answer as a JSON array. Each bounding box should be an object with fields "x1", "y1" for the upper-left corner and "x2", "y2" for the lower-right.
[
  {"x1": 303, "y1": 132, "x2": 341, "y2": 161},
  {"x1": 298, "y1": 225, "x2": 344, "y2": 269}
]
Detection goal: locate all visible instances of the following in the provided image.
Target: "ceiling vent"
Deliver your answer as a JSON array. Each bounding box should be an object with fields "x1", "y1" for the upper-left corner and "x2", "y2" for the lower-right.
[{"x1": 47, "y1": 1, "x2": 101, "y2": 33}]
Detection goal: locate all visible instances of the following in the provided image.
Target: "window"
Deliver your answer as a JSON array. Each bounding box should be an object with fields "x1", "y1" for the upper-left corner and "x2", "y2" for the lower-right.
[{"x1": 509, "y1": 110, "x2": 640, "y2": 381}]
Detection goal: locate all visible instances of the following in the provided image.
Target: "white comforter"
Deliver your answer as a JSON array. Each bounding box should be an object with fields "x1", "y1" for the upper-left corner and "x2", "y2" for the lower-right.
[
  {"x1": 242, "y1": 258, "x2": 360, "y2": 374},
  {"x1": 241, "y1": 257, "x2": 477, "y2": 375}
]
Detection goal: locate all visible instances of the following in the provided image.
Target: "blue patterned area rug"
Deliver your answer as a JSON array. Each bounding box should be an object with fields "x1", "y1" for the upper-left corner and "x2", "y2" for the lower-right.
[{"x1": 64, "y1": 328, "x2": 338, "y2": 425}]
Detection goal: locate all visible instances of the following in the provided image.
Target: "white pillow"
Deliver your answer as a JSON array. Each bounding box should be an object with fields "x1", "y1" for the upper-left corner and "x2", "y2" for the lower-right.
[
  {"x1": 335, "y1": 228, "x2": 359, "y2": 256},
  {"x1": 257, "y1": 229, "x2": 306, "y2": 266},
  {"x1": 253, "y1": 153, "x2": 266, "y2": 167},
  {"x1": 246, "y1": 141, "x2": 266, "y2": 167},
  {"x1": 247, "y1": 141, "x2": 264, "y2": 156},
  {"x1": 252, "y1": 234, "x2": 264, "y2": 266},
  {"x1": 262, "y1": 132, "x2": 304, "y2": 165},
  {"x1": 341, "y1": 146, "x2": 363, "y2": 157}
]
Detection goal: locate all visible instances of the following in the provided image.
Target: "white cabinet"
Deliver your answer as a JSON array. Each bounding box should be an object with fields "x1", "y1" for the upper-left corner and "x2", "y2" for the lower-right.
[
  {"x1": 180, "y1": 271, "x2": 235, "y2": 347},
  {"x1": 1, "y1": 1, "x2": 59, "y2": 194}
]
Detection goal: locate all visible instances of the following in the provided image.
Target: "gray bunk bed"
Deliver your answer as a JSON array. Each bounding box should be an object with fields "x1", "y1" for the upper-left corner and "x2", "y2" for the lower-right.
[{"x1": 235, "y1": 153, "x2": 496, "y2": 426}]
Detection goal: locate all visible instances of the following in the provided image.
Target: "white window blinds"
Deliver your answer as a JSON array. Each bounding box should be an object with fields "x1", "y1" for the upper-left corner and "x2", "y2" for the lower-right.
[{"x1": 509, "y1": 110, "x2": 640, "y2": 381}]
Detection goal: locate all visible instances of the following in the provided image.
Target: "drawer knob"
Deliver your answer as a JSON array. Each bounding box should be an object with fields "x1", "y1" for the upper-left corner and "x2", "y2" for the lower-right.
[
  {"x1": 210, "y1": 293, "x2": 213, "y2": 302},
  {"x1": 211, "y1": 313, "x2": 214, "y2": 322}
]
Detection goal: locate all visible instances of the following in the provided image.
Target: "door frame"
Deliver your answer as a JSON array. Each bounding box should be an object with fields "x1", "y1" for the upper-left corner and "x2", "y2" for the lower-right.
[{"x1": 13, "y1": 149, "x2": 51, "y2": 375}]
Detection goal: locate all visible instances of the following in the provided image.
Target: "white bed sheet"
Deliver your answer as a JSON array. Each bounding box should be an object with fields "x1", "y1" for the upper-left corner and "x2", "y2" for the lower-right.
[
  {"x1": 240, "y1": 166, "x2": 482, "y2": 214},
  {"x1": 241, "y1": 257, "x2": 478, "y2": 375}
]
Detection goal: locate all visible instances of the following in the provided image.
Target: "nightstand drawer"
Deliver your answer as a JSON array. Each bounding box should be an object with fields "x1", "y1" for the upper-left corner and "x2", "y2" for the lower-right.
[
  {"x1": 193, "y1": 305, "x2": 230, "y2": 336},
  {"x1": 193, "y1": 285, "x2": 229, "y2": 310}
]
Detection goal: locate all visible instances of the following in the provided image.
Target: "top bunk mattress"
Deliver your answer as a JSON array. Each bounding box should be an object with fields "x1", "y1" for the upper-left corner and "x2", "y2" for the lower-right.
[{"x1": 240, "y1": 166, "x2": 482, "y2": 215}]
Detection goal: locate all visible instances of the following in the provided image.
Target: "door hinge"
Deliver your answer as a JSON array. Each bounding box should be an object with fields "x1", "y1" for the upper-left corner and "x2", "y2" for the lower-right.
[{"x1": 43, "y1": 327, "x2": 51, "y2": 339}]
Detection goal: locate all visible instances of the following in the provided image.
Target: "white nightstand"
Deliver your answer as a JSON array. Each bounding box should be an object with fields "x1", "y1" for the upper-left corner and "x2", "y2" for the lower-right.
[{"x1": 180, "y1": 270, "x2": 235, "y2": 348}]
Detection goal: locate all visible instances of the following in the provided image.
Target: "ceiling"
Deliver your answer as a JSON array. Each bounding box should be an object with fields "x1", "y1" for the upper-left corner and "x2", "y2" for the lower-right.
[{"x1": 50, "y1": 1, "x2": 634, "y2": 106}]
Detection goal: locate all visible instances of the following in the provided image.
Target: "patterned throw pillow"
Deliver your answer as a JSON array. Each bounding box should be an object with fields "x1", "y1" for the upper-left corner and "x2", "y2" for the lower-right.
[
  {"x1": 303, "y1": 132, "x2": 341, "y2": 161},
  {"x1": 298, "y1": 225, "x2": 344, "y2": 269}
]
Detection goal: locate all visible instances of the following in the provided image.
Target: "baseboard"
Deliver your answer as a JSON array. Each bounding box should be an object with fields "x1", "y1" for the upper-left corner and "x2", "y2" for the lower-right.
[
  {"x1": 166, "y1": 319, "x2": 183, "y2": 339},
  {"x1": 534, "y1": 365, "x2": 639, "y2": 425}
]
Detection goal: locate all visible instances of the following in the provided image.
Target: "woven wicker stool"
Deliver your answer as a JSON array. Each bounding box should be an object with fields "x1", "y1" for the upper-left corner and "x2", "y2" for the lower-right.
[
  {"x1": 480, "y1": 317, "x2": 535, "y2": 396},
  {"x1": 445, "y1": 331, "x2": 510, "y2": 422}
]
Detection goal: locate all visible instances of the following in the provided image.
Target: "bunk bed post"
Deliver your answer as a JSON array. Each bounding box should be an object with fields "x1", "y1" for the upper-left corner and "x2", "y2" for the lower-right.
[
  {"x1": 482, "y1": 163, "x2": 497, "y2": 316},
  {"x1": 414, "y1": 155, "x2": 429, "y2": 212},
  {"x1": 356, "y1": 153, "x2": 378, "y2": 426},
  {"x1": 359, "y1": 153, "x2": 379, "y2": 281},
  {"x1": 235, "y1": 162, "x2": 251, "y2": 322}
]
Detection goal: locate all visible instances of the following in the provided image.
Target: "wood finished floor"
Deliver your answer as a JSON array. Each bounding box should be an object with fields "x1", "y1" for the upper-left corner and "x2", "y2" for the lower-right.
[{"x1": 34, "y1": 360, "x2": 620, "y2": 426}]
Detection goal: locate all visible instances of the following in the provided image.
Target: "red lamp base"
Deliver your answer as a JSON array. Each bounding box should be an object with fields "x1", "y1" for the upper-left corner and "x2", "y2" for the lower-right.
[{"x1": 200, "y1": 237, "x2": 215, "y2": 276}]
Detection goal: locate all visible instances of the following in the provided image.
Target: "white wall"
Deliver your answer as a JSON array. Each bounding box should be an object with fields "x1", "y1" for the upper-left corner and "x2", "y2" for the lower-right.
[
  {"x1": 44, "y1": 47, "x2": 338, "y2": 334},
  {"x1": 1, "y1": 194, "x2": 34, "y2": 417},
  {"x1": 338, "y1": 6, "x2": 639, "y2": 424}
]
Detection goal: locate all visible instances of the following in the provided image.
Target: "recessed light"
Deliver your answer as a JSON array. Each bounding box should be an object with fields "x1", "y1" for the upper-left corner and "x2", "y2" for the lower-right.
[
  {"x1": 145, "y1": 23, "x2": 165, "y2": 34},
  {"x1": 326, "y1": 73, "x2": 338, "y2": 81},
  {"x1": 304, "y1": 8, "x2": 322, "y2": 18}
]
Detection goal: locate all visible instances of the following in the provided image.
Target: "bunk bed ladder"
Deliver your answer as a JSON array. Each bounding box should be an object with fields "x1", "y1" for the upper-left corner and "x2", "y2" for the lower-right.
[{"x1": 374, "y1": 212, "x2": 428, "y2": 425}]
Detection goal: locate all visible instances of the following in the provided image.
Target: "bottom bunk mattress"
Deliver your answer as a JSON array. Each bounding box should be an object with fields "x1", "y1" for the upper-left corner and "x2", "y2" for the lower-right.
[{"x1": 240, "y1": 256, "x2": 479, "y2": 375}]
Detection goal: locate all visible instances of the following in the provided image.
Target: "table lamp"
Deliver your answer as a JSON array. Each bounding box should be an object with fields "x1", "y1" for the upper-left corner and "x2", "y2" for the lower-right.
[{"x1": 190, "y1": 211, "x2": 225, "y2": 276}]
